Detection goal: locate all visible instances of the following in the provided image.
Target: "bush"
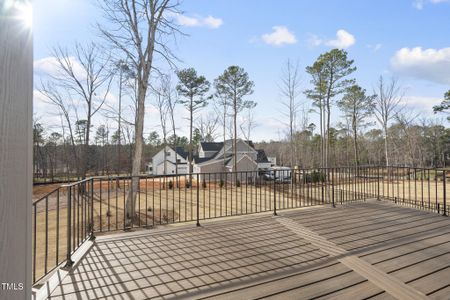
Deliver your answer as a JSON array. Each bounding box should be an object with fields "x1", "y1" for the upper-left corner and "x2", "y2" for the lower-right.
[
  {"x1": 185, "y1": 181, "x2": 191, "y2": 188},
  {"x1": 168, "y1": 180, "x2": 173, "y2": 189},
  {"x1": 236, "y1": 179, "x2": 241, "y2": 187},
  {"x1": 202, "y1": 181, "x2": 207, "y2": 189},
  {"x1": 304, "y1": 171, "x2": 326, "y2": 183},
  {"x1": 219, "y1": 179, "x2": 224, "y2": 188}
]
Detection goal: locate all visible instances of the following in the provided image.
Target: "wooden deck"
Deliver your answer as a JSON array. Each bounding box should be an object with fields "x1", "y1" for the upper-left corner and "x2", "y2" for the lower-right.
[{"x1": 44, "y1": 200, "x2": 450, "y2": 299}]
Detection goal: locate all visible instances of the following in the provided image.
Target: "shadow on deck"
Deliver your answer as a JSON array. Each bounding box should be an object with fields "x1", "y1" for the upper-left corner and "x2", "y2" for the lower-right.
[{"x1": 37, "y1": 200, "x2": 450, "y2": 299}]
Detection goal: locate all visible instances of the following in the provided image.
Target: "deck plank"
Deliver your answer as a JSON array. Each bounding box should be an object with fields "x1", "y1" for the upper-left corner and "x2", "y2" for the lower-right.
[{"x1": 45, "y1": 201, "x2": 450, "y2": 300}]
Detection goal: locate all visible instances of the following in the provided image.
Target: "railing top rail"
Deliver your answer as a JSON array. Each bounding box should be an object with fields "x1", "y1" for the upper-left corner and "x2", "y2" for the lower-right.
[
  {"x1": 61, "y1": 177, "x2": 92, "y2": 187},
  {"x1": 32, "y1": 187, "x2": 60, "y2": 206}
]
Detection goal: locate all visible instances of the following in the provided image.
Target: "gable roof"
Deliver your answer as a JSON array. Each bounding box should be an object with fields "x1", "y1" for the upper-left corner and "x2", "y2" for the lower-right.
[
  {"x1": 227, "y1": 154, "x2": 258, "y2": 167},
  {"x1": 256, "y1": 149, "x2": 270, "y2": 163},
  {"x1": 200, "y1": 142, "x2": 223, "y2": 152},
  {"x1": 175, "y1": 147, "x2": 189, "y2": 160},
  {"x1": 194, "y1": 155, "x2": 212, "y2": 164}
]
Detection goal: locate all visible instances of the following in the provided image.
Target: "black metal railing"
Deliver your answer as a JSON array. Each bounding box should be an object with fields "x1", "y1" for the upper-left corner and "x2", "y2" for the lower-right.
[
  {"x1": 32, "y1": 166, "x2": 448, "y2": 285},
  {"x1": 32, "y1": 178, "x2": 95, "y2": 284},
  {"x1": 375, "y1": 166, "x2": 448, "y2": 215}
]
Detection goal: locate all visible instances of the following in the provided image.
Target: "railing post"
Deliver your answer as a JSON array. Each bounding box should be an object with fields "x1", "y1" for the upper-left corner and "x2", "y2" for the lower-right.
[
  {"x1": 377, "y1": 166, "x2": 380, "y2": 201},
  {"x1": 196, "y1": 173, "x2": 201, "y2": 226},
  {"x1": 90, "y1": 178, "x2": 96, "y2": 240},
  {"x1": 63, "y1": 185, "x2": 74, "y2": 269},
  {"x1": 443, "y1": 170, "x2": 447, "y2": 217},
  {"x1": 331, "y1": 168, "x2": 335, "y2": 208},
  {"x1": 321, "y1": 184, "x2": 324, "y2": 204},
  {"x1": 273, "y1": 170, "x2": 277, "y2": 216}
]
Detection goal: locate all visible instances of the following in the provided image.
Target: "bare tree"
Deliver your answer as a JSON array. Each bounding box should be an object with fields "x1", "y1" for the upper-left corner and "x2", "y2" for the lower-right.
[
  {"x1": 373, "y1": 76, "x2": 403, "y2": 166},
  {"x1": 39, "y1": 43, "x2": 112, "y2": 178},
  {"x1": 114, "y1": 60, "x2": 134, "y2": 175},
  {"x1": 161, "y1": 75, "x2": 180, "y2": 177},
  {"x1": 196, "y1": 115, "x2": 219, "y2": 142},
  {"x1": 240, "y1": 102, "x2": 257, "y2": 142},
  {"x1": 279, "y1": 59, "x2": 301, "y2": 167},
  {"x1": 214, "y1": 91, "x2": 230, "y2": 168},
  {"x1": 153, "y1": 78, "x2": 170, "y2": 175},
  {"x1": 98, "y1": 0, "x2": 181, "y2": 224}
]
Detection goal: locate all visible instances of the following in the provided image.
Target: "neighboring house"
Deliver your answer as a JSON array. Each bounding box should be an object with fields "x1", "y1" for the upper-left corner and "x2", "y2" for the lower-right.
[
  {"x1": 193, "y1": 139, "x2": 270, "y2": 174},
  {"x1": 148, "y1": 139, "x2": 271, "y2": 178},
  {"x1": 146, "y1": 146, "x2": 188, "y2": 175}
]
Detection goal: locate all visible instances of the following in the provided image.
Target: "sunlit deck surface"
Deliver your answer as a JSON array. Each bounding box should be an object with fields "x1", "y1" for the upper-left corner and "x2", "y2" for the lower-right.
[{"x1": 47, "y1": 200, "x2": 450, "y2": 299}]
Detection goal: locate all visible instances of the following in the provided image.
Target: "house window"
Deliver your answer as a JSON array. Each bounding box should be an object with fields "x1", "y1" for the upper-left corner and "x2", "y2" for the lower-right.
[
  {"x1": 166, "y1": 151, "x2": 171, "y2": 156},
  {"x1": 177, "y1": 159, "x2": 181, "y2": 163}
]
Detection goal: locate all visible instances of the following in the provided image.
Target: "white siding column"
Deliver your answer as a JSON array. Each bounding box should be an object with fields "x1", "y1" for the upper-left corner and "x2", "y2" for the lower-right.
[{"x1": 0, "y1": 2, "x2": 33, "y2": 299}]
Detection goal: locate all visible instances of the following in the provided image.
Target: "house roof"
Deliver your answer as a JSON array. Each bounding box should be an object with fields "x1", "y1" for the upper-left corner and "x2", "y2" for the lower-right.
[
  {"x1": 194, "y1": 156, "x2": 211, "y2": 164},
  {"x1": 175, "y1": 147, "x2": 189, "y2": 160},
  {"x1": 226, "y1": 154, "x2": 257, "y2": 168},
  {"x1": 256, "y1": 149, "x2": 270, "y2": 163},
  {"x1": 200, "y1": 142, "x2": 223, "y2": 152},
  {"x1": 222, "y1": 139, "x2": 255, "y2": 149}
]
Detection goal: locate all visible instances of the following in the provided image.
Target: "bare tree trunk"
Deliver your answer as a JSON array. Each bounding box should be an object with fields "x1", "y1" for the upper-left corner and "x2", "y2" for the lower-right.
[
  {"x1": 326, "y1": 102, "x2": 331, "y2": 168},
  {"x1": 319, "y1": 101, "x2": 324, "y2": 168},
  {"x1": 189, "y1": 96, "x2": 193, "y2": 183},
  {"x1": 117, "y1": 66, "x2": 123, "y2": 176},
  {"x1": 353, "y1": 118, "x2": 359, "y2": 166},
  {"x1": 126, "y1": 84, "x2": 146, "y2": 223},
  {"x1": 383, "y1": 124, "x2": 389, "y2": 167},
  {"x1": 233, "y1": 94, "x2": 237, "y2": 174},
  {"x1": 223, "y1": 109, "x2": 227, "y2": 169}
]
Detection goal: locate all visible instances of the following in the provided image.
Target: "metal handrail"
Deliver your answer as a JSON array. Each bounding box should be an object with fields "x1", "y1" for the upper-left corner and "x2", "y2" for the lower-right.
[{"x1": 32, "y1": 166, "x2": 448, "y2": 285}]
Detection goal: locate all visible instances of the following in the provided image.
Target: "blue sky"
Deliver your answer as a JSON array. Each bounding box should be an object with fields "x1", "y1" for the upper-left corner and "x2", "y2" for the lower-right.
[{"x1": 33, "y1": 0, "x2": 450, "y2": 141}]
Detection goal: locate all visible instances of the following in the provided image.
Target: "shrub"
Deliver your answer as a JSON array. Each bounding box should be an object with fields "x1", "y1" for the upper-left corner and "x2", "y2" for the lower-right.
[
  {"x1": 168, "y1": 180, "x2": 173, "y2": 189},
  {"x1": 202, "y1": 181, "x2": 207, "y2": 189},
  {"x1": 236, "y1": 179, "x2": 241, "y2": 187},
  {"x1": 219, "y1": 179, "x2": 224, "y2": 188},
  {"x1": 304, "y1": 171, "x2": 326, "y2": 183}
]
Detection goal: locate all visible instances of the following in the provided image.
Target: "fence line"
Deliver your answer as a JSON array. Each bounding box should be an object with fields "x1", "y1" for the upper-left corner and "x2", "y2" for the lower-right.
[{"x1": 32, "y1": 166, "x2": 448, "y2": 285}]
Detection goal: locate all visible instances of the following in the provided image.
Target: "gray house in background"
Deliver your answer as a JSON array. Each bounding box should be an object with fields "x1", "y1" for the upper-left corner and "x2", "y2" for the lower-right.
[{"x1": 147, "y1": 139, "x2": 272, "y2": 176}]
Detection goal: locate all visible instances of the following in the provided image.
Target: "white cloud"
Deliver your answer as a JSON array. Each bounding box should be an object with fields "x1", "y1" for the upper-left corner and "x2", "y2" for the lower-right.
[
  {"x1": 34, "y1": 57, "x2": 60, "y2": 76},
  {"x1": 402, "y1": 96, "x2": 442, "y2": 117},
  {"x1": 174, "y1": 14, "x2": 223, "y2": 29},
  {"x1": 325, "y1": 29, "x2": 356, "y2": 49},
  {"x1": 391, "y1": 47, "x2": 450, "y2": 85},
  {"x1": 413, "y1": 0, "x2": 448, "y2": 9},
  {"x1": 401, "y1": 96, "x2": 443, "y2": 112},
  {"x1": 261, "y1": 26, "x2": 297, "y2": 46},
  {"x1": 308, "y1": 29, "x2": 355, "y2": 49},
  {"x1": 203, "y1": 16, "x2": 223, "y2": 28},
  {"x1": 34, "y1": 56, "x2": 85, "y2": 79}
]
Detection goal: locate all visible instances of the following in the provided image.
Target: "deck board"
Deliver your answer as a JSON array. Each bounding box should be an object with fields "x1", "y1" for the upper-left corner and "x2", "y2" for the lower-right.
[{"x1": 44, "y1": 201, "x2": 450, "y2": 299}]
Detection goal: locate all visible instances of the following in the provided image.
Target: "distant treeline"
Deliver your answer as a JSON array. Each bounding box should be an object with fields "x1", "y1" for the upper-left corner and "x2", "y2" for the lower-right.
[{"x1": 257, "y1": 121, "x2": 450, "y2": 169}]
